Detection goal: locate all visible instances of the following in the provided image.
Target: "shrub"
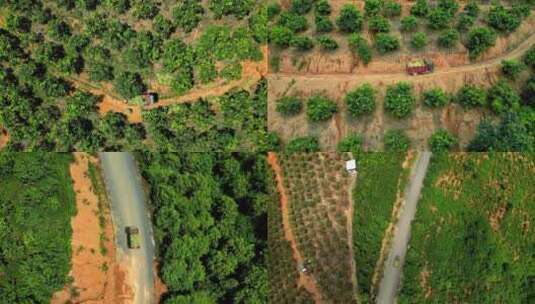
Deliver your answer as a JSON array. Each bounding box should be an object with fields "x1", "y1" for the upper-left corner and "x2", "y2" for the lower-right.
[
  {"x1": 521, "y1": 75, "x2": 535, "y2": 107},
  {"x1": 291, "y1": 36, "x2": 315, "y2": 51},
  {"x1": 427, "y1": 9, "x2": 452, "y2": 30},
  {"x1": 337, "y1": 134, "x2": 363, "y2": 153},
  {"x1": 315, "y1": 0, "x2": 332, "y2": 15},
  {"x1": 465, "y1": 27, "x2": 496, "y2": 59},
  {"x1": 410, "y1": 32, "x2": 427, "y2": 50},
  {"x1": 368, "y1": 16, "x2": 391, "y2": 33},
  {"x1": 384, "y1": 129, "x2": 410, "y2": 152},
  {"x1": 383, "y1": 1, "x2": 401, "y2": 17},
  {"x1": 345, "y1": 83, "x2": 376, "y2": 117},
  {"x1": 523, "y1": 46, "x2": 535, "y2": 69},
  {"x1": 278, "y1": 12, "x2": 308, "y2": 32},
  {"x1": 290, "y1": 0, "x2": 314, "y2": 15},
  {"x1": 173, "y1": 0, "x2": 205, "y2": 33},
  {"x1": 307, "y1": 94, "x2": 338, "y2": 122},
  {"x1": 422, "y1": 88, "x2": 449, "y2": 107},
  {"x1": 276, "y1": 96, "x2": 303, "y2": 116},
  {"x1": 411, "y1": 0, "x2": 429, "y2": 17},
  {"x1": 487, "y1": 80, "x2": 521, "y2": 114},
  {"x1": 267, "y1": 3, "x2": 282, "y2": 20},
  {"x1": 464, "y1": 1, "x2": 479, "y2": 17},
  {"x1": 220, "y1": 62, "x2": 242, "y2": 81},
  {"x1": 153, "y1": 15, "x2": 175, "y2": 38},
  {"x1": 437, "y1": 0, "x2": 459, "y2": 17},
  {"x1": 400, "y1": 16, "x2": 418, "y2": 32},
  {"x1": 132, "y1": 0, "x2": 160, "y2": 20},
  {"x1": 456, "y1": 13, "x2": 475, "y2": 31},
  {"x1": 437, "y1": 29, "x2": 459, "y2": 49},
  {"x1": 317, "y1": 36, "x2": 339, "y2": 50},
  {"x1": 501, "y1": 60, "x2": 525, "y2": 80},
  {"x1": 348, "y1": 34, "x2": 372, "y2": 64},
  {"x1": 428, "y1": 129, "x2": 457, "y2": 152},
  {"x1": 114, "y1": 71, "x2": 146, "y2": 99},
  {"x1": 286, "y1": 136, "x2": 320, "y2": 153},
  {"x1": 456, "y1": 85, "x2": 487, "y2": 108},
  {"x1": 384, "y1": 82, "x2": 415, "y2": 118},
  {"x1": 315, "y1": 16, "x2": 334, "y2": 33},
  {"x1": 375, "y1": 33, "x2": 399, "y2": 54},
  {"x1": 511, "y1": 4, "x2": 531, "y2": 19},
  {"x1": 270, "y1": 26, "x2": 294, "y2": 48},
  {"x1": 89, "y1": 63, "x2": 114, "y2": 81},
  {"x1": 336, "y1": 4, "x2": 363, "y2": 32},
  {"x1": 365, "y1": 0, "x2": 384, "y2": 17},
  {"x1": 487, "y1": 5, "x2": 521, "y2": 33}
]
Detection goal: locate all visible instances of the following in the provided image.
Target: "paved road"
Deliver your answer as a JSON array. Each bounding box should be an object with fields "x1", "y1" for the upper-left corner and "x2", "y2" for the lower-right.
[
  {"x1": 376, "y1": 151, "x2": 432, "y2": 304},
  {"x1": 99, "y1": 152, "x2": 155, "y2": 304}
]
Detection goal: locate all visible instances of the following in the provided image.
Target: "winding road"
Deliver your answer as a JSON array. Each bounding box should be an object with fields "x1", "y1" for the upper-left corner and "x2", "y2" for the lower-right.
[
  {"x1": 375, "y1": 151, "x2": 432, "y2": 304},
  {"x1": 99, "y1": 152, "x2": 156, "y2": 304}
]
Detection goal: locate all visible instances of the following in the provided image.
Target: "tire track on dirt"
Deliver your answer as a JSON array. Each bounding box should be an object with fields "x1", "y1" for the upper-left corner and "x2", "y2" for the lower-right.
[
  {"x1": 267, "y1": 152, "x2": 324, "y2": 303},
  {"x1": 346, "y1": 152, "x2": 359, "y2": 302}
]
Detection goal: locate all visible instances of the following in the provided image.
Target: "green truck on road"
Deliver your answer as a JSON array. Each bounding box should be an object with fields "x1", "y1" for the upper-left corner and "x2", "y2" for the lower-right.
[{"x1": 126, "y1": 226, "x2": 141, "y2": 249}]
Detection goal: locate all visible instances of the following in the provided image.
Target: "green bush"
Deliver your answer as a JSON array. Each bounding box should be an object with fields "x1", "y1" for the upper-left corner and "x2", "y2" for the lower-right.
[
  {"x1": 521, "y1": 75, "x2": 535, "y2": 107},
  {"x1": 315, "y1": 15, "x2": 334, "y2": 33},
  {"x1": 270, "y1": 26, "x2": 294, "y2": 48},
  {"x1": 487, "y1": 80, "x2": 521, "y2": 114},
  {"x1": 114, "y1": 71, "x2": 146, "y2": 99},
  {"x1": 368, "y1": 16, "x2": 391, "y2": 33},
  {"x1": 291, "y1": 36, "x2": 315, "y2": 51},
  {"x1": 88, "y1": 63, "x2": 114, "y2": 81},
  {"x1": 209, "y1": 0, "x2": 256, "y2": 19},
  {"x1": 317, "y1": 36, "x2": 339, "y2": 50},
  {"x1": 345, "y1": 83, "x2": 376, "y2": 117},
  {"x1": 456, "y1": 84, "x2": 487, "y2": 108},
  {"x1": 465, "y1": 27, "x2": 496, "y2": 59},
  {"x1": 220, "y1": 62, "x2": 242, "y2": 81},
  {"x1": 428, "y1": 129, "x2": 457, "y2": 152},
  {"x1": 501, "y1": 59, "x2": 525, "y2": 80},
  {"x1": 411, "y1": 0, "x2": 429, "y2": 17},
  {"x1": 276, "y1": 96, "x2": 303, "y2": 116},
  {"x1": 172, "y1": 0, "x2": 205, "y2": 33},
  {"x1": 278, "y1": 12, "x2": 308, "y2": 32},
  {"x1": 348, "y1": 34, "x2": 372, "y2": 65},
  {"x1": 306, "y1": 94, "x2": 338, "y2": 122},
  {"x1": 365, "y1": 0, "x2": 384, "y2": 17},
  {"x1": 132, "y1": 0, "x2": 160, "y2": 20},
  {"x1": 523, "y1": 46, "x2": 535, "y2": 69},
  {"x1": 422, "y1": 88, "x2": 449, "y2": 107},
  {"x1": 285, "y1": 136, "x2": 320, "y2": 153},
  {"x1": 427, "y1": 9, "x2": 452, "y2": 30},
  {"x1": 487, "y1": 5, "x2": 521, "y2": 33},
  {"x1": 464, "y1": 1, "x2": 480, "y2": 17},
  {"x1": 456, "y1": 13, "x2": 475, "y2": 31},
  {"x1": 337, "y1": 134, "x2": 363, "y2": 153},
  {"x1": 410, "y1": 32, "x2": 427, "y2": 50},
  {"x1": 290, "y1": 0, "x2": 314, "y2": 15},
  {"x1": 400, "y1": 16, "x2": 418, "y2": 32},
  {"x1": 315, "y1": 0, "x2": 332, "y2": 15},
  {"x1": 384, "y1": 82, "x2": 415, "y2": 118},
  {"x1": 383, "y1": 0, "x2": 401, "y2": 17},
  {"x1": 375, "y1": 33, "x2": 400, "y2": 54},
  {"x1": 267, "y1": 3, "x2": 282, "y2": 20},
  {"x1": 384, "y1": 129, "x2": 410, "y2": 152},
  {"x1": 336, "y1": 4, "x2": 363, "y2": 32},
  {"x1": 437, "y1": 28, "x2": 459, "y2": 49}
]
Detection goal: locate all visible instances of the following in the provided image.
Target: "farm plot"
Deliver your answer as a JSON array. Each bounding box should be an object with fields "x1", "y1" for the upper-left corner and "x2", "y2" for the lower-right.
[
  {"x1": 352, "y1": 152, "x2": 410, "y2": 303},
  {"x1": 399, "y1": 153, "x2": 535, "y2": 303},
  {"x1": 277, "y1": 152, "x2": 357, "y2": 303}
]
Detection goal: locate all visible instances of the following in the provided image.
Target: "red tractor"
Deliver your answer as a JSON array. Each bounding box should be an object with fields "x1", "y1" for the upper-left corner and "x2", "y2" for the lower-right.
[{"x1": 406, "y1": 59, "x2": 434, "y2": 75}]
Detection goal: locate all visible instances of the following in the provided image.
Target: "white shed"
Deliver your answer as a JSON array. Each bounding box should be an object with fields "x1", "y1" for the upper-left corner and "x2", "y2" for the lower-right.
[{"x1": 345, "y1": 159, "x2": 357, "y2": 175}]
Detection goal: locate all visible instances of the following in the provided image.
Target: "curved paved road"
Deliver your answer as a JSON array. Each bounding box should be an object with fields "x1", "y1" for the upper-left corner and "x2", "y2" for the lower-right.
[
  {"x1": 99, "y1": 152, "x2": 156, "y2": 304},
  {"x1": 376, "y1": 151, "x2": 432, "y2": 304}
]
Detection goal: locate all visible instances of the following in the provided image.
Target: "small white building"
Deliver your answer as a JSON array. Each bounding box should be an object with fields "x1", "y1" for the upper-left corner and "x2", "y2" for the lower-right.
[{"x1": 345, "y1": 159, "x2": 357, "y2": 175}]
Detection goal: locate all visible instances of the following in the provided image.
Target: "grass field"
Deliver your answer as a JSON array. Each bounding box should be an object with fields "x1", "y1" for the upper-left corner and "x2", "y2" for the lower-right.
[{"x1": 399, "y1": 153, "x2": 535, "y2": 303}]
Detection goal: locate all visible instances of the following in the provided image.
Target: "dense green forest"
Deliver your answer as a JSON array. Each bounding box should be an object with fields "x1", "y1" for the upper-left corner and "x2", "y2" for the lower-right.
[
  {"x1": 138, "y1": 153, "x2": 268, "y2": 303},
  {"x1": 399, "y1": 153, "x2": 535, "y2": 303},
  {"x1": 0, "y1": 153, "x2": 76, "y2": 303},
  {"x1": 0, "y1": 0, "x2": 269, "y2": 151}
]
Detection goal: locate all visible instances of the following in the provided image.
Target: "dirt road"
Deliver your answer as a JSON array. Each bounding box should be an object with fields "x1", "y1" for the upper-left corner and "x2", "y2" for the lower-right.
[
  {"x1": 266, "y1": 152, "x2": 324, "y2": 303},
  {"x1": 100, "y1": 152, "x2": 156, "y2": 304},
  {"x1": 375, "y1": 151, "x2": 432, "y2": 304},
  {"x1": 273, "y1": 32, "x2": 535, "y2": 82}
]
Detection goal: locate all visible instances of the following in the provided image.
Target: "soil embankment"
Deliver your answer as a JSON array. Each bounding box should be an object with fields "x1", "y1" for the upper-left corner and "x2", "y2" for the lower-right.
[
  {"x1": 266, "y1": 152, "x2": 324, "y2": 303},
  {"x1": 0, "y1": 127, "x2": 9, "y2": 149},
  {"x1": 52, "y1": 153, "x2": 134, "y2": 304}
]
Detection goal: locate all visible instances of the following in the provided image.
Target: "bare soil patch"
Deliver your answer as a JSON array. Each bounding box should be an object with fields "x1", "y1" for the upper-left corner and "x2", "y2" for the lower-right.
[
  {"x1": 0, "y1": 127, "x2": 9, "y2": 149},
  {"x1": 51, "y1": 153, "x2": 134, "y2": 304}
]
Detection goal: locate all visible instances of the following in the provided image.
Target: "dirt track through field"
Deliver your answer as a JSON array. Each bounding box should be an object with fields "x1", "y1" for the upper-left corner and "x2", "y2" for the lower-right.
[
  {"x1": 267, "y1": 152, "x2": 323, "y2": 303},
  {"x1": 346, "y1": 153, "x2": 359, "y2": 301},
  {"x1": 273, "y1": 32, "x2": 535, "y2": 82}
]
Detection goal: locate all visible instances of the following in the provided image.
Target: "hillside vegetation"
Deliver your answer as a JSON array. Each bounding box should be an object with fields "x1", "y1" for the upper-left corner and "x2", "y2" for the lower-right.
[
  {"x1": 138, "y1": 152, "x2": 268, "y2": 303},
  {"x1": 0, "y1": 153, "x2": 76, "y2": 303}
]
